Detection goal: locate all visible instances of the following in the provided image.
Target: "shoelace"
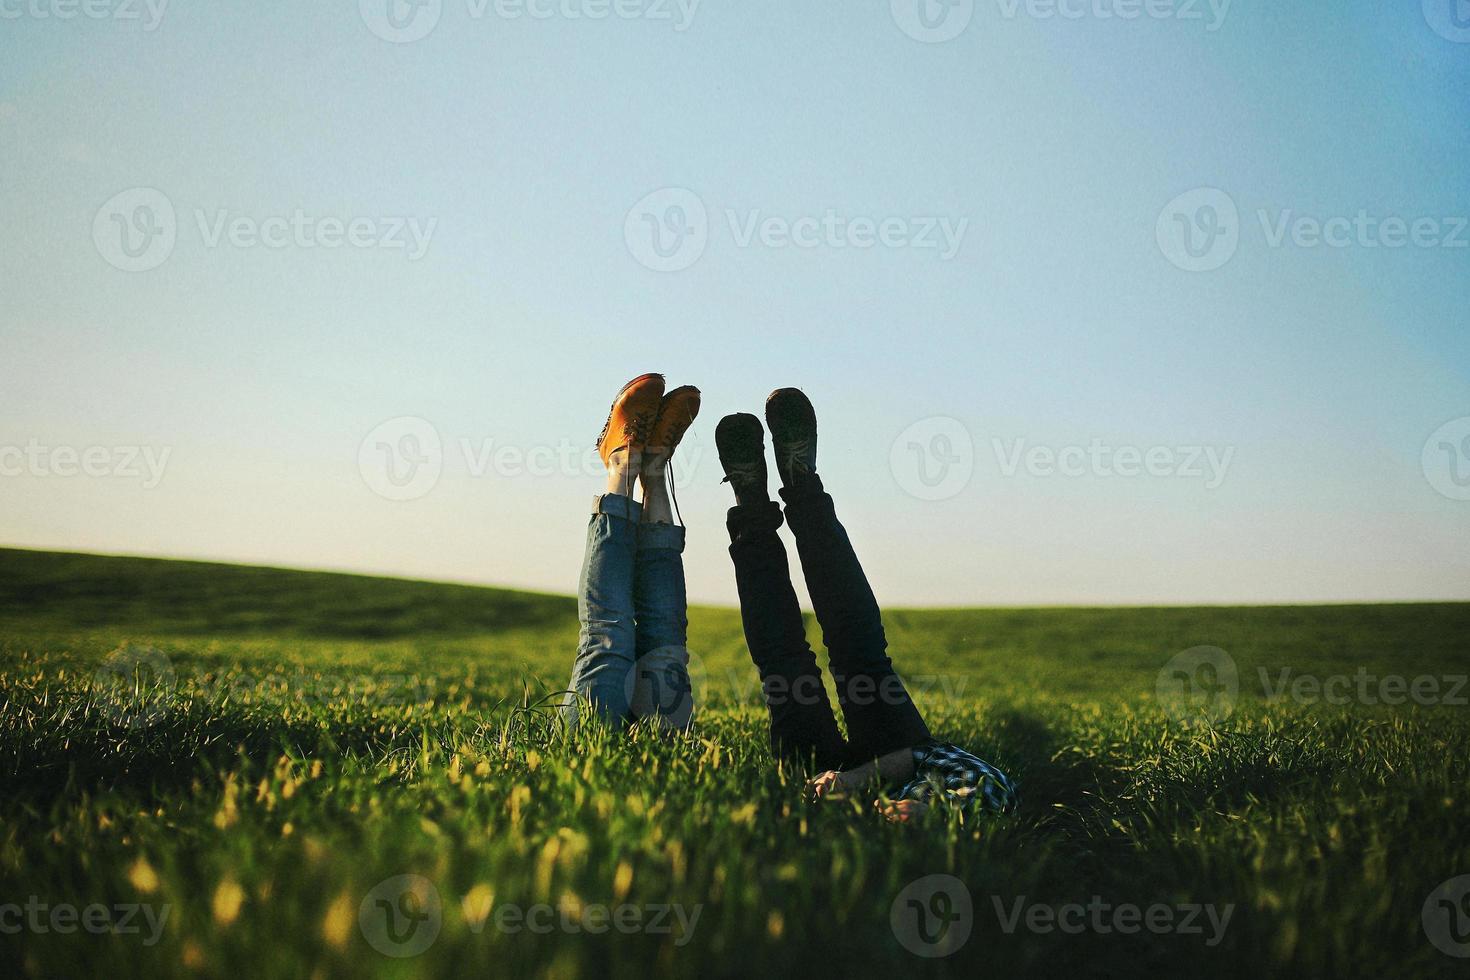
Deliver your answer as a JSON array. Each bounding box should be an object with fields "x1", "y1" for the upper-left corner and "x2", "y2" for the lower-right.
[
  {"x1": 664, "y1": 412, "x2": 694, "y2": 527},
  {"x1": 720, "y1": 460, "x2": 764, "y2": 491},
  {"x1": 778, "y1": 437, "x2": 812, "y2": 477},
  {"x1": 659, "y1": 406, "x2": 695, "y2": 527},
  {"x1": 667, "y1": 456, "x2": 683, "y2": 527},
  {"x1": 622, "y1": 414, "x2": 653, "y2": 499}
]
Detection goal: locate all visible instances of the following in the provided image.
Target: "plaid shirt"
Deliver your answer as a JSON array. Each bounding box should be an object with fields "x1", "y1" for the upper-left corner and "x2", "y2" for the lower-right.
[{"x1": 898, "y1": 740, "x2": 1017, "y2": 814}]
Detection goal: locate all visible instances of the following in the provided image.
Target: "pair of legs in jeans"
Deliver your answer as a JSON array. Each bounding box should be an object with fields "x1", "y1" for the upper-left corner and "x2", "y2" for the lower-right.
[
  {"x1": 561, "y1": 375, "x2": 930, "y2": 778},
  {"x1": 727, "y1": 474, "x2": 930, "y2": 773},
  {"x1": 562, "y1": 492, "x2": 693, "y2": 728},
  {"x1": 562, "y1": 375, "x2": 702, "y2": 729}
]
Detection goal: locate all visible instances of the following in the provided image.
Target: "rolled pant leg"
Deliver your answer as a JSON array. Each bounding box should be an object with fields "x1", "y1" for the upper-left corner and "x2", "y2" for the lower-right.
[
  {"x1": 634, "y1": 522, "x2": 688, "y2": 654},
  {"x1": 630, "y1": 521, "x2": 693, "y2": 727},
  {"x1": 781, "y1": 476, "x2": 930, "y2": 763},
  {"x1": 727, "y1": 500, "x2": 846, "y2": 771},
  {"x1": 563, "y1": 493, "x2": 641, "y2": 727}
]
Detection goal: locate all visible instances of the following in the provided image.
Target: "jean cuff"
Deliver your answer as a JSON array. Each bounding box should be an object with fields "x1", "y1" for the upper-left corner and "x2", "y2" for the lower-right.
[
  {"x1": 637, "y1": 521, "x2": 685, "y2": 552},
  {"x1": 726, "y1": 500, "x2": 784, "y2": 537},
  {"x1": 777, "y1": 472, "x2": 825, "y2": 504},
  {"x1": 593, "y1": 493, "x2": 642, "y2": 522}
]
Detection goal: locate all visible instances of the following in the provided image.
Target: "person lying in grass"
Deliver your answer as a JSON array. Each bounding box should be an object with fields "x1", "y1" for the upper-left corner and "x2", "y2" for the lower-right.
[
  {"x1": 561, "y1": 373, "x2": 701, "y2": 731},
  {"x1": 562, "y1": 373, "x2": 1014, "y2": 822},
  {"x1": 716, "y1": 388, "x2": 1016, "y2": 823}
]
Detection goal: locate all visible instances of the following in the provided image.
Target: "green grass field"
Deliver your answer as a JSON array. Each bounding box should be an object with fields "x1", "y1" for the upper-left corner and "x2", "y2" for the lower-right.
[{"x1": 2, "y1": 546, "x2": 1467, "y2": 979}]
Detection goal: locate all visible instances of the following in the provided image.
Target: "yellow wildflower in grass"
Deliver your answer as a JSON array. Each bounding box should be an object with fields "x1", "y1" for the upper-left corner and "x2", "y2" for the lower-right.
[
  {"x1": 321, "y1": 891, "x2": 355, "y2": 950},
  {"x1": 180, "y1": 940, "x2": 205, "y2": 970},
  {"x1": 462, "y1": 883, "x2": 495, "y2": 929},
  {"x1": 612, "y1": 861, "x2": 634, "y2": 901},
  {"x1": 128, "y1": 857, "x2": 160, "y2": 894},
  {"x1": 211, "y1": 879, "x2": 245, "y2": 926}
]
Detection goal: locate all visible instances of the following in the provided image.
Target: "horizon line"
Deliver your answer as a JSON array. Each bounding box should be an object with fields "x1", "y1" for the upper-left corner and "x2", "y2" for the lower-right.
[{"x1": 3, "y1": 543, "x2": 1466, "y2": 612}]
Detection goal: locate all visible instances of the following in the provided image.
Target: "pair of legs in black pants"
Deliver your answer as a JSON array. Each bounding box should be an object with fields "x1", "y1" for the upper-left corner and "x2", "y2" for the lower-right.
[{"x1": 727, "y1": 474, "x2": 931, "y2": 773}]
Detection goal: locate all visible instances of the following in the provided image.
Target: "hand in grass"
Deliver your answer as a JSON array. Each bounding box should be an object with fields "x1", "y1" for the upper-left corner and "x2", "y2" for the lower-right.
[
  {"x1": 876, "y1": 798, "x2": 929, "y2": 823},
  {"x1": 806, "y1": 770, "x2": 845, "y2": 801}
]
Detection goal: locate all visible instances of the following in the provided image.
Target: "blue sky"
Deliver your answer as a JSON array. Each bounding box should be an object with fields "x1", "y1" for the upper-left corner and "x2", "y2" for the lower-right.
[{"x1": 2, "y1": 0, "x2": 1468, "y2": 605}]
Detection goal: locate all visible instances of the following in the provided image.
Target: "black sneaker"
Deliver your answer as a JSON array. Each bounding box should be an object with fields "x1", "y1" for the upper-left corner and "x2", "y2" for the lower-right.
[
  {"x1": 765, "y1": 388, "x2": 818, "y2": 488},
  {"x1": 715, "y1": 413, "x2": 769, "y2": 505}
]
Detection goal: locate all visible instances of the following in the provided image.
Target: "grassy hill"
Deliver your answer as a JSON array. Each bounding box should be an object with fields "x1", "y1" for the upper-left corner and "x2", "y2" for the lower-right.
[{"x1": 1, "y1": 548, "x2": 1466, "y2": 979}]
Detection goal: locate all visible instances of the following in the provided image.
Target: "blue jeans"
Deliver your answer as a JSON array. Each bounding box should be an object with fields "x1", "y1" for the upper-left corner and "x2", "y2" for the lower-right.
[{"x1": 563, "y1": 493, "x2": 692, "y2": 728}]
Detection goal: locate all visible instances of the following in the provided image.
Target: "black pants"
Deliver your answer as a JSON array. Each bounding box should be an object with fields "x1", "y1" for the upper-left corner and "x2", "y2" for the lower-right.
[{"x1": 726, "y1": 474, "x2": 931, "y2": 772}]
